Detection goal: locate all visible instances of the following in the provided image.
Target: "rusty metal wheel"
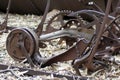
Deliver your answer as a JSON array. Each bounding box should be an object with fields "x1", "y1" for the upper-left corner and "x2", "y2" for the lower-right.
[{"x1": 6, "y1": 28, "x2": 39, "y2": 61}]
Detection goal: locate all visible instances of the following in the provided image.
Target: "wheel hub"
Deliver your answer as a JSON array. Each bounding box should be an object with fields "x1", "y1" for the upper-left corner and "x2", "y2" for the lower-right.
[{"x1": 6, "y1": 28, "x2": 39, "y2": 61}]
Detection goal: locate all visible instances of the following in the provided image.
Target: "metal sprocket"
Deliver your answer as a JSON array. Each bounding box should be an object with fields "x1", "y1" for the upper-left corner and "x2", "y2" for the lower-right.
[
  {"x1": 44, "y1": 10, "x2": 73, "y2": 34},
  {"x1": 43, "y1": 10, "x2": 98, "y2": 47}
]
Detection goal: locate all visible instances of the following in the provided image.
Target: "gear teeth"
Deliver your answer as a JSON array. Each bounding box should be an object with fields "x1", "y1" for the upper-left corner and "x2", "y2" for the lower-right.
[
  {"x1": 45, "y1": 10, "x2": 74, "y2": 33},
  {"x1": 47, "y1": 10, "x2": 74, "y2": 24},
  {"x1": 47, "y1": 11, "x2": 61, "y2": 22}
]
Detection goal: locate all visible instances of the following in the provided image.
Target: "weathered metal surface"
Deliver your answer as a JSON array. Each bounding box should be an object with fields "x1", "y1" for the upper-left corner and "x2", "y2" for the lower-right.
[
  {"x1": 0, "y1": 0, "x2": 120, "y2": 77},
  {"x1": 73, "y1": 0, "x2": 113, "y2": 75},
  {"x1": 41, "y1": 39, "x2": 89, "y2": 67},
  {"x1": 6, "y1": 28, "x2": 39, "y2": 61}
]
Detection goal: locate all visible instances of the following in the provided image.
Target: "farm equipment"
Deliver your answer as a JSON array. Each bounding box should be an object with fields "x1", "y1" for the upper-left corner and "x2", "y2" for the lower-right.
[{"x1": 0, "y1": 0, "x2": 120, "y2": 76}]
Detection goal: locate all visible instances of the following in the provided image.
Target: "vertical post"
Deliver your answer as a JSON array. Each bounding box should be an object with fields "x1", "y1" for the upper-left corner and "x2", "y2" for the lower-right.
[
  {"x1": 0, "y1": 0, "x2": 11, "y2": 33},
  {"x1": 3, "y1": 0, "x2": 11, "y2": 26},
  {"x1": 36, "y1": 0, "x2": 50, "y2": 36},
  {"x1": 87, "y1": 0, "x2": 113, "y2": 65}
]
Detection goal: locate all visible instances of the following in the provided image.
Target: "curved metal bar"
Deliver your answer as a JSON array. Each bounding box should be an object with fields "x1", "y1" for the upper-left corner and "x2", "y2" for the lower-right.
[
  {"x1": 40, "y1": 29, "x2": 93, "y2": 41},
  {"x1": 68, "y1": 10, "x2": 115, "y2": 20}
]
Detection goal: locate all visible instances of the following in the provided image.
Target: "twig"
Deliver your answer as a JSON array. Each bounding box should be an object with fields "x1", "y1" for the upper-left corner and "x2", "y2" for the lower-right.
[{"x1": 0, "y1": 65, "x2": 21, "y2": 78}]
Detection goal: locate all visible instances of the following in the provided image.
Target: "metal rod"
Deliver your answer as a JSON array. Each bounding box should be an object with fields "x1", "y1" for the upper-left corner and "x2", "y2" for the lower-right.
[
  {"x1": 68, "y1": 10, "x2": 115, "y2": 20},
  {"x1": 40, "y1": 29, "x2": 93, "y2": 41},
  {"x1": 3, "y1": 0, "x2": 11, "y2": 25},
  {"x1": 36, "y1": 0, "x2": 50, "y2": 36},
  {"x1": 87, "y1": 0, "x2": 113, "y2": 63}
]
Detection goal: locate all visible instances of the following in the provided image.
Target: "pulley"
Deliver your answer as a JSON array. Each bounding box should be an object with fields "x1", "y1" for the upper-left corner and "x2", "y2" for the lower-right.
[{"x1": 6, "y1": 28, "x2": 39, "y2": 61}]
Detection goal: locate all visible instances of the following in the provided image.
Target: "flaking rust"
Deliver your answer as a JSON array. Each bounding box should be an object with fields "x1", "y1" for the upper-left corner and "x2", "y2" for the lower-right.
[{"x1": 0, "y1": 0, "x2": 119, "y2": 77}]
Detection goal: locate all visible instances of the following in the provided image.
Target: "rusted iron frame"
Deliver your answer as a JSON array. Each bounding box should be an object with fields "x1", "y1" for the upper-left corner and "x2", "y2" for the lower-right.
[
  {"x1": 38, "y1": 7, "x2": 120, "y2": 74},
  {"x1": 72, "y1": 0, "x2": 113, "y2": 75},
  {"x1": 4, "y1": 7, "x2": 96, "y2": 67},
  {"x1": 88, "y1": 0, "x2": 112, "y2": 61},
  {"x1": 30, "y1": 13, "x2": 93, "y2": 67},
  {"x1": 83, "y1": 0, "x2": 112, "y2": 71},
  {"x1": 0, "y1": 63, "x2": 89, "y2": 80},
  {"x1": 35, "y1": 11, "x2": 98, "y2": 66},
  {"x1": 0, "y1": 0, "x2": 117, "y2": 74},
  {"x1": 36, "y1": 14, "x2": 97, "y2": 66},
  {"x1": 4, "y1": 8, "x2": 107, "y2": 69}
]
